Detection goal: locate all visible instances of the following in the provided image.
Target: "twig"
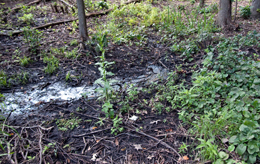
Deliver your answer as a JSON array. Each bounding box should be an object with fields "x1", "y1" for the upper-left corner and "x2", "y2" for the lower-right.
[
  {"x1": 159, "y1": 59, "x2": 167, "y2": 69},
  {"x1": 73, "y1": 127, "x2": 111, "y2": 137},
  {"x1": 59, "y1": 0, "x2": 76, "y2": 9},
  {"x1": 82, "y1": 137, "x2": 88, "y2": 154},
  {"x1": 156, "y1": 132, "x2": 195, "y2": 137},
  {"x1": 152, "y1": 49, "x2": 161, "y2": 64},
  {"x1": 12, "y1": 125, "x2": 54, "y2": 131},
  {"x1": 7, "y1": 142, "x2": 15, "y2": 164},
  {"x1": 127, "y1": 127, "x2": 181, "y2": 159},
  {"x1": 38, "y1": 128, "x2": 43, "y2": 164}
]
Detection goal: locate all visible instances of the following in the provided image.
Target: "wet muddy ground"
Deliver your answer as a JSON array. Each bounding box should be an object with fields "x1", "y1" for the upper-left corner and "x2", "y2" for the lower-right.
[{"x1": 1, "y1": 0, "x2": 260, "y2": 163}]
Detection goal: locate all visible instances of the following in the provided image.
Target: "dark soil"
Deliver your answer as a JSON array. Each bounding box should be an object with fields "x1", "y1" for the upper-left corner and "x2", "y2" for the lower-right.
[{"x1": 0, "y1": 0, "x2": 259, "y2": 163}]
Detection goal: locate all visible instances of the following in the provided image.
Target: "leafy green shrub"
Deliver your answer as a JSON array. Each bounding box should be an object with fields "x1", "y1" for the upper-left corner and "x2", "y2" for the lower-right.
[
  {"x1": 150, "y1": 32, "x2": 260, "y2": 163},
  {"x1": 19, "y1": 56, "x2": 31, "y2": 67},
  {"x1": 56, "y1": 117, "x2": 82, "y2": 131},
  {"x1": 18, "y1": 13, "x2": 34, "y2": 24},
  {"x1": 22, "y1": 27, "x2": 42, "y2": 54},
  {"x1": 43, "y1": 55, "x2": 59, "y2": 75},
  {"x1": 0, "y1": 71, "x2": 7, "y2": 87},
  {"x1": 240, "y1": 5, "x2": 251, "y2": 19}
]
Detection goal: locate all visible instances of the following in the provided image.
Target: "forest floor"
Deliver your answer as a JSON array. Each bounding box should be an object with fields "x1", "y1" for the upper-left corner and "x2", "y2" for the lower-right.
[{"x1": 0, "y1": 0, "x2": 260, "y2": 163}]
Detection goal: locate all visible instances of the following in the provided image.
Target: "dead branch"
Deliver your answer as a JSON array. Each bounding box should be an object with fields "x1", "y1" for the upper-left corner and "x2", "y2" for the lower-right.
[
  {"x1": 73, "y1": 127, "x2": 111, "y2": 137},
  {"x1": 12, "y1": 125, "x2": 54, "y2": 131},
  {"x1": 59, "y1": 0, "x2": 76, "y2": 9},
  {"x1": 82, "y1": 137, "x2": 88, "y2": 154},
  {"x1": 38, "y1": 128, "x2": 43, "y2": 164}
]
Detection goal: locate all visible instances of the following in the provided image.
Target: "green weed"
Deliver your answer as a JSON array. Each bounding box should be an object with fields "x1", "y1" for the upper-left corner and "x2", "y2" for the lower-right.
[
  {"x1": 56, "y1": 116, "x2": 82, "y2": 131},
  {"x1": 18, "y1": 13, "x2": 34, "y2": 25},
  {"x1": 43, "y1": 55, "x2": 59, "y2": 75}
]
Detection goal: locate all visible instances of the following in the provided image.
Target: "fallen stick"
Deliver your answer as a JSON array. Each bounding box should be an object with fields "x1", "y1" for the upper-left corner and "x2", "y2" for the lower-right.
[
  {"x1": 73, "y1": 127, "x2": 111, "y2": 137},
  {"x1": 59, "y1": 0, "x2": 76, "y2": 9}
]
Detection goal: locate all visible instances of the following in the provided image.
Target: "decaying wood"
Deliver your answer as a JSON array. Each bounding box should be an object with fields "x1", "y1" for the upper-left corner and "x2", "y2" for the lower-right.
[
  {"x1": 0, "y1": 0, "x2": 141, "y2": 36},
  {"x1": 59, "y1": 0, "x2": 76, "y2": 9},
  {"x1": 10, "y1": 0, "x2": 42, "y2": 13}
]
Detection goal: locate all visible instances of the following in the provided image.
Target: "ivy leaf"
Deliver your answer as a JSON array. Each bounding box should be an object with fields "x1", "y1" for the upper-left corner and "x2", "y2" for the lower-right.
[{"x1": 236, "y1": 144, "x2": 247, "y2": 156}]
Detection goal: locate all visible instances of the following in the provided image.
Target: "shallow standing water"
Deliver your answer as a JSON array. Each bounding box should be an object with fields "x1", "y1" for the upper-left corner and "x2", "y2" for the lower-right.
[{"x1": 1, "y1": 65, "x2": 169, "y2": 115}]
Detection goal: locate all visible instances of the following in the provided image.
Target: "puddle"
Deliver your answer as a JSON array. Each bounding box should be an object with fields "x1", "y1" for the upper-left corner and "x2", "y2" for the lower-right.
[{"x1": 1, "y1": 65, "x2": 169, "y2": 115}]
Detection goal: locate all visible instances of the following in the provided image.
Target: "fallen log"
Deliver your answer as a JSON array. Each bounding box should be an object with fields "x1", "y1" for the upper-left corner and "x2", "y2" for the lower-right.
[{"x1": 0, "y1": 0, "x2": 141, "y2": 36}]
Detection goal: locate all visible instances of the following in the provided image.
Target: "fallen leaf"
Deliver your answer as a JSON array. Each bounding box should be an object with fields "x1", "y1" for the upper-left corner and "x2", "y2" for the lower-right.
[
  {"x1": 59, "y1": 111, "x2": 64, "y2": 117},
  {"x1": 183, "y1": 156, "x2": 189, "y2": 160},
  {"x1": 133, "y1": 144, "x2": 142, "y2": 150},
  {"x1": 89, "y1": 62, "x2": 92, "y2": 64},
  {"x1": 67, "y1": 158, "x2": 70, "y2": 163},
  {"x1": 147, "y1": 155, "x2": 154, "y2": 160},
  {"x1": 115, "y1": 138, "x2": 119, "y2": 146},
  {"x1": 92, "y1": 126, "x2": 97, "y2": 130},
  {"x1": 141, "y1": 110, "x2": 148, "y2": 115},
  {"x1": 221, "y1": 138, "x2": 229, "y2": 143},
  {"x1": 96, "y1": 140, "x2": 100, "y2": 143},
  {"x1": 40, "y1": 76, "x2": 44, "y2": 79},
  {"x1": 91, "y1": 153, "x2": 98, "y2": 161},
  {"x1": 150, "y1": 120, "x2": 161, "y2": 124},
  {"x1": 165, "y1": 129, "x2": 173, "y2": 132},
  {"x1": 121, "y1": 147, "x2": 126, "y2": 151},
  {"x1": 129, "y1": 115, "x2": 138, "y2": 121},
  {"x1": 35, "y1": 101, "x2": 43, "y2": 106}
]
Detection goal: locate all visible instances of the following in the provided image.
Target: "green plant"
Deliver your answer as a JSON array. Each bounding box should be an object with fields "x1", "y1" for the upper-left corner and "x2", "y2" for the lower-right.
[
  {"x1": 229, "y1": 119, "x2": 260, "y2": 163},
  {"x1": 111, "y1": 115, "x2": 123, "y2": 135},
  {"x1": 94, "y1": 33, "x2": 116, "y2": 103},
  {"x1": 17, "y1": 71, "x2": 29, "y2": 84},
  {"x1": 179, "y1": 142, "x2": 189, "y2": 154},
  {"x1": 65, "y1": 48, "x2": 78, "y2": 59},
  {"x1": 240, "y1": 5, "x2": 251, "y2": 19},
  {"x1": 43, "y1": 55, "x2": 59, "y2": 75},
  {"x1": 95, "y1": 118, "x2": 105, "y2": 126},
  {"x1": 70, "y1": 39, "x2": 78, "y2": 46},
  {"x1": 18, "y1": 13, "x2": 34, "y2": 24},
  {"x1": 196, "y1": 138, "x2": 218, "y2": 161},
  {"x1": 56, "y1": 117, "x2": 82, "y2": 131},
  {"x1": 19, "y1": 56, "x2": 31, "y2": 67},
  {"x1": 66, "y1": 71, "x2": 71, "y2": 81},
  {"x1": 0, "y1": 71, "x2": 7, "y2": 87},
  {"x1": 22, "y1": 27, "x2": 42, "y2": 54},
  {"x1": 102, "y1": 101, "x2": 114, "y2": 118},
  {"x1": 97, "y1": 1, "x2": 108, "y2": 9}
]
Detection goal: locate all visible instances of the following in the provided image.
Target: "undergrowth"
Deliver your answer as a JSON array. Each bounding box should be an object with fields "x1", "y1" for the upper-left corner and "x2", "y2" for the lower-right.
[{"x1": 145, "y1": 31, "x2": 260, "y2": 163}]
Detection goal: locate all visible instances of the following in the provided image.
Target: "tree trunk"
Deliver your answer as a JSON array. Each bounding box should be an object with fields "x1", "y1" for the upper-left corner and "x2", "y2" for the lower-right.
[
  {"x1": 217, "y1": 0, "x2": 232, "y2": 27},
  {"x1": 200, "y1": 0, "x2": 205, "y2": 8},
  {"x1": 251, "y1": 0, "x2": 260, "y2": 19},
  {"x1": 76, "y1": 0, "x2": 88, "y2": 41}
]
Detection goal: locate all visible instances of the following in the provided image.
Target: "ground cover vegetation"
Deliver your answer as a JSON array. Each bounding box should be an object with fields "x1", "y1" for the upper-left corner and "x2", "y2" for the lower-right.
[{"x1": 0, "y1": 0, "x2": 260, "y2": 163}]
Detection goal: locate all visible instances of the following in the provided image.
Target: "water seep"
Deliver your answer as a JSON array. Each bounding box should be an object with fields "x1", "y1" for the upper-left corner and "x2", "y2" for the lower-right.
[{"x1": 1, "y1": 65, "x2": 169, "y2": 115}]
